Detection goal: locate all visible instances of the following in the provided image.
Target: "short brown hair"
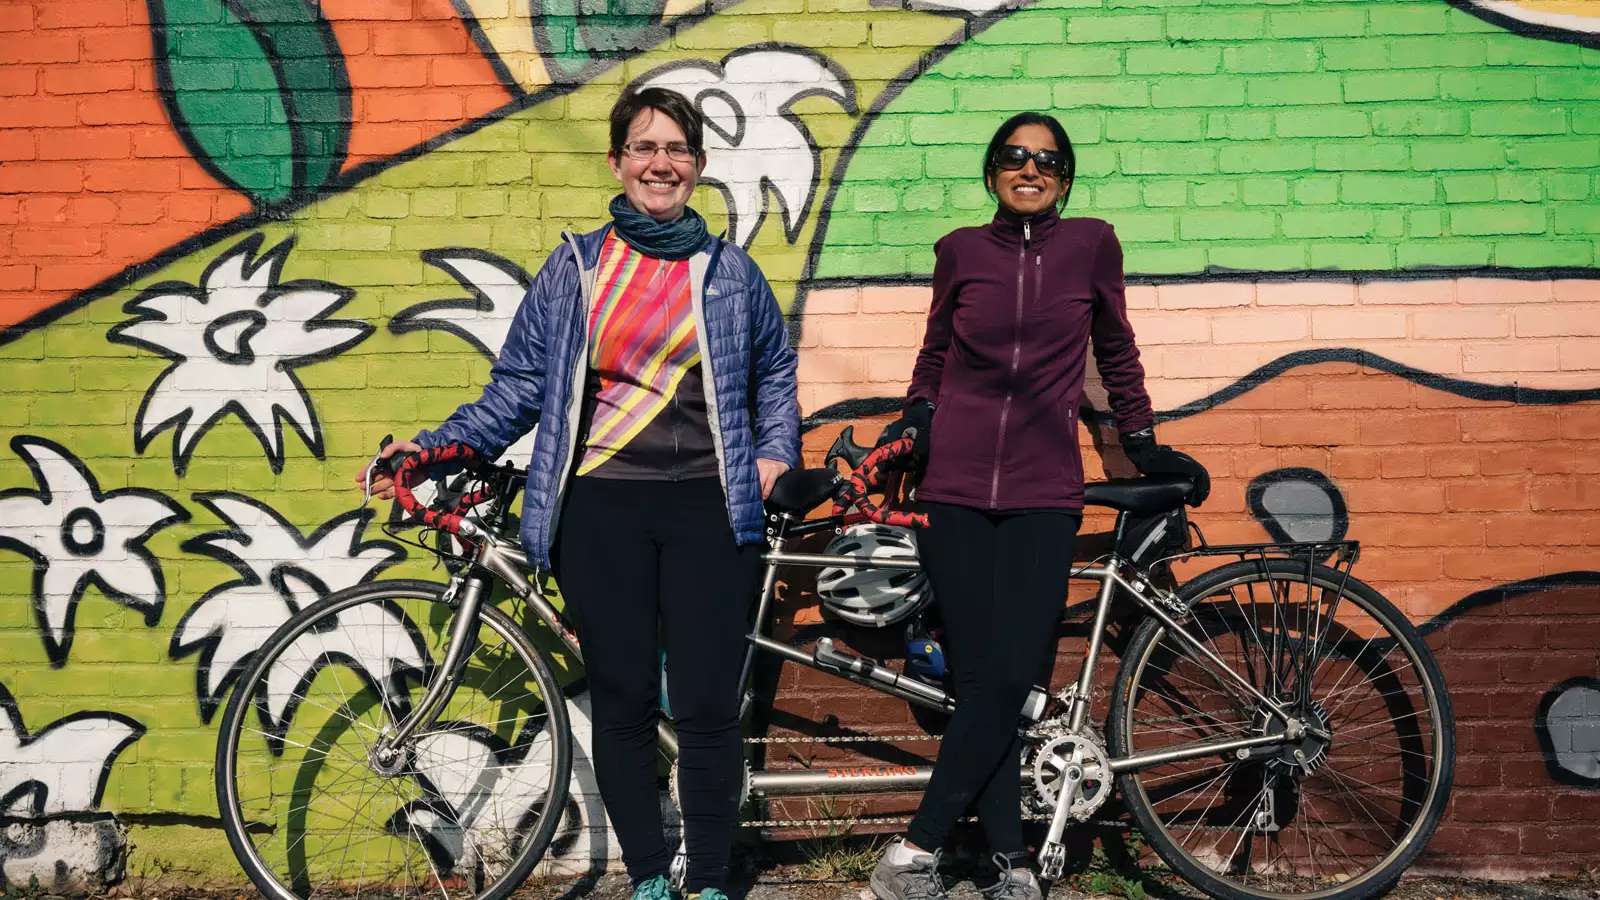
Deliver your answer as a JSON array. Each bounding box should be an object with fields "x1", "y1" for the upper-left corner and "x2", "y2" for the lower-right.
[{"x1": 608, "y1": 87, "x2": 705, "y2": 158}]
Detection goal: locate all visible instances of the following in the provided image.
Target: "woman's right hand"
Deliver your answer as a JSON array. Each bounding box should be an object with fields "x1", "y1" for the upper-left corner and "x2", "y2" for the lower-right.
[
  {"x1": 354, "y1": 438, "x2": 422, "y2": 501},
  {"x1": 876, "y1": 399, "x2": 934, "y2": 464}
]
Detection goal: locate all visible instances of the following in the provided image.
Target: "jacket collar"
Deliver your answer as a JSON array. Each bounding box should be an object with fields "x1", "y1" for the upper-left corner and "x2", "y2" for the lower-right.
[
  {"x1": 989, "y1": 204, "x2": 1061, "y2": 242},
  {"x1": 570, "y1": 222, "x2": 722, "y2": 268}
]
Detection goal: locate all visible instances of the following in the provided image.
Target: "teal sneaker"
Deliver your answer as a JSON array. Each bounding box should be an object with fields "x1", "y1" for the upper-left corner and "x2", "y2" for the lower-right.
[
  {"x1": 687, "y1": 891, "x2": 730, "y2": 900},
  {"x1": 632, "y1": 875, "x2": 674, "y2": 900}
]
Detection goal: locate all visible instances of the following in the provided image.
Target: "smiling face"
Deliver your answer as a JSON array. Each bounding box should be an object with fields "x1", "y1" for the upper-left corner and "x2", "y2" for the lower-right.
[
  {"x1": 607, "y1": 107, "x2": 705, "y2": 223},
  {"x1": 987, "y1": 123, "x2": 1066, "y2": 217}
]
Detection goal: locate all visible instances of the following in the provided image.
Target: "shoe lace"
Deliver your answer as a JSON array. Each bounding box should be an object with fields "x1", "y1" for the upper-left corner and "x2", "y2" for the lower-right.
[
  {"x1": 903, "y1": 849, "x2": 947, "y2": 900},
  {"x1": 981, "y1": 853, "x2": 1031, "y2": 900}
]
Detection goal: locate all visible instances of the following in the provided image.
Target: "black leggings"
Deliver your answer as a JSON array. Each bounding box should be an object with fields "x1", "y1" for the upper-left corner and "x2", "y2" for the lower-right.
[
  {"x1": 553, "y1": 476, "x2": 762, "y2": 891},
  {"x1": 906, "y1": 502, "x2": 1080, "y2": 856}
]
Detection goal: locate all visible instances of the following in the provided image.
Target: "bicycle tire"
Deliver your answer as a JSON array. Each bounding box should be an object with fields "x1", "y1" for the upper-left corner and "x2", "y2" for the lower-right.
[
  {"x1": 215, "y1": 578, "x2": 573, "y2": 900},
  {"x1": 1108, "y1": 559, "x2": 1454, "y2": 900}
]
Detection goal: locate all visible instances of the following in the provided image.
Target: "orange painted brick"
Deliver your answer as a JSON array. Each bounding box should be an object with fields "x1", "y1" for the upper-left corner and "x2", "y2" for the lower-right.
[
  {"x1": 860, "y1": 285, "x2": 932, "y2": 314},
  {"x1": 1355, "y1": 278, "x2": 1456, "y2": 306},
  {"x1": 36, "y1": 129, "x2": 129, "y2": 160},
  {"x1": 1446, "y1": 478, "x2": 1530, "y2": 512},
  {"x1": 371, "y1": 22, "x2": 468, "y2": 54},
  {"x1": 1462, "y1": 342, "x2": 1559, "y2": 373},
  {"x1": 42, "y1": 63, "x2": 133, "y2": 94},
  {"x1": 1255, "y1": 280, "x2": 1356, "y2": 306},
  {"x1": 1155, "y1": 281, "x2": 1253, "y2": 309},
  {"x1": 1516, "y1": 303, "x2": 1600, "y2": 338},
  {"x1": 1228, "y1": 446, "x2": 1280, "y2": 478},
  {"x1": 164, "y1": 192, "x2": 216, "y2": 222},
  {"x1": 1310, "y1": 308, "x2": 1407, "y2": 340},
  {"x1": 1308, "y1": 378, "x2": 1411, "y2": 410},
  {"x1": 1359, "y1": 551, "x2": 1442, "y2": 582},
  {"x1": 365, "y1": 90, "x2": 465, "y2": 122},
  {"x1": 2, "y1": 96, "x2": 78, "y2": 127},
  {"x1": 1427, "y1": 447, "x2": 1477, "y2": 477},
  {"x1": 345, "y1": 123, "x2": 426, "y2": 156},
  {"x1": 1131, "y1": 311, "x2": 1210, "y2": 345},
  {"x1": 1159, "y1": 411, "x2": 1260, "y2": 446},
  {"x1": 1211, "y1": 310, "x2": 1308, "y2": 344},
  {"x1": 37, "y1": 0, "x2": 127, "y2": 28},
  {"x1": 796, "y1": 349, "x2": 867, "y2": 384},
  {"x1": 1558, "y1": 407, "x2": 1600, "y2": 440},
  {"x1": 431, "y1": 56, "x2": 503, "y2": 86},
  {"x1": 0, "y1": 67, "x2": 34, "y2": 96},
  {"x1": 76, "y1": 93, "x2": 166, "y2": 125},
  {"x1": 0, "y1": 160, "x2": 83, "y2": 192},
  {"x1": 82, "y1": 27, "x2": 149, "y2": 61},
  {"x1": 20, "y1": 196, "x2": 67, "y2": 221},
  {"x1": 1356, "y1": 411, "x2": 1459, "y2": 445},
  {"x1": 1381, "y1": 448, "x2": 1427, "y2": 478},
  {"x1": 1329, "y1": 447, "x2": 1381, "y2": 478},
  {"x1": 68, "y1": 196, "x2": 118, "y2": 224},
  {"x1": 1, "y1": 31, "x2": 77, "y2": 64},
  {"x1": 1444, "y1": 550, "x2": 1521, "y2": 580},
  {"x1": 1124, "y1": 284, "x2": 1157, "y2": 309},
  {"x1": 1410, "y1": 309, "x2": 1511, "y2": 340},
  {"x1": 1385, "y1": 514, "x2": 1483, "y2": 548},
  {"x1": 1272, "y1": 447, "x2": 1331, "y2": 472},
  {"x1": 1556, "y1": 339, "x2": 1600, "y2": 371},
  {"x1": 813, "y1": 315, "x2": 923, "y2": 349},
  {"x1": 802, "y1": 287, "x2": 859, "y2": 315},
  {"x1": 1552, "y1": 279, "x2": 1600, "y2": 302},
  {"x1": 1458, "y1": 407, "x2": 1559, "y2": 443},
  {"x1": 0, "y1": 3, "x2": 32, "y2": 31},
  {"x1": 866, "y1": 351, "x2": 915, "y2": 384},
  {"x1": 0, "y1": 264, "x2": 33, "y2": 290},
  {"x1": 84, "y1": 160, "x2": 179, "y2": 192},
  {"x1": 1456, "y1": 277, "x2": 1552, "y2": 304},
  {"x1": 1530, "y1": 476, "x2": 1600, "y2": 511},
  {"x1": 1343, "y1": 479, "x2": 1446, "y2": 514},
  {"x1": 0, "y1": 131, "x2": 33, "y2": 160},
  {"x1": 12, "y1": 226, "x2": 103, "y2": 256}
]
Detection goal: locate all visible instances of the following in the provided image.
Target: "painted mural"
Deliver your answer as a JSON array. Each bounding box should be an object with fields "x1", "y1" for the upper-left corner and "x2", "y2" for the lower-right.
[{"x1": 2, "y1": 0, "x2": 1599, "y2": 888}]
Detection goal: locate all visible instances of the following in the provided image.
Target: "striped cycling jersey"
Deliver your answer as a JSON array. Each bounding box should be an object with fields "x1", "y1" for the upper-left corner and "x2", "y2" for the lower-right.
[{"x1": 575, "y1": 232, "x2": 718, "y2": 480}]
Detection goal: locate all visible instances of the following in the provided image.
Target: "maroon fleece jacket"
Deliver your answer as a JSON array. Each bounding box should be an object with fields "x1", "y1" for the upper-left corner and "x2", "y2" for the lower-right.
[{"x1": 907, "y1": 207, "x2": 1155, "y2": 511}]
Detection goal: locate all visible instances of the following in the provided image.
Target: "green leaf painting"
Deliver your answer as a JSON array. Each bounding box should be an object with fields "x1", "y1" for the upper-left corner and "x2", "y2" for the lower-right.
[
  {"x1": 534, "y1": 0, "x2": 670, "y2": 83},
  {"x1": 150, "y1": 0, "x2": 351, "y2": 205}
]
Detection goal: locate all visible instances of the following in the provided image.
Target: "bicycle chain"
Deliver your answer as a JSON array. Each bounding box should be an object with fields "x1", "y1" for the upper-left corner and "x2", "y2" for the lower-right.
[{"x1": 743, "y1": 733, "x2": 940, "y2": 745}]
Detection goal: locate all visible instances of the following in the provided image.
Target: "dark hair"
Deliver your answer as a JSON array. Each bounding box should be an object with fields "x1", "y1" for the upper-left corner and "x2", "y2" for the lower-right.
[
  {"x1": 608, "y1": 87, "x2": 706, "y2": 158},
  {"x1": 981, "y1": 111, "x2": 1076, "y2": 209}
]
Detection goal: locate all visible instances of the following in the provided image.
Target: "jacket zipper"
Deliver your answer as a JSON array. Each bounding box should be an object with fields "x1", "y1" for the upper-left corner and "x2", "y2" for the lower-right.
[{"x1": 990, "y1": 218, "x2": 1030, "y2": 508}]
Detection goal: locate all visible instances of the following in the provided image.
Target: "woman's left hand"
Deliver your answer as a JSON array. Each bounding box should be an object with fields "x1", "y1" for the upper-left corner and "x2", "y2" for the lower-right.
[{"x1": 756, "y1": 458, "x2": 790, "y2": 499}]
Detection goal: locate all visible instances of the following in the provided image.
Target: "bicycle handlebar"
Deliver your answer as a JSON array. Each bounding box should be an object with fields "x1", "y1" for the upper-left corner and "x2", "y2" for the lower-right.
[
  {"x1": 391, "y1": 442, "x2": 485, "y2": 539},
  {"x1": 833, "y1": 437, "x2": 929, "y2": 529}
]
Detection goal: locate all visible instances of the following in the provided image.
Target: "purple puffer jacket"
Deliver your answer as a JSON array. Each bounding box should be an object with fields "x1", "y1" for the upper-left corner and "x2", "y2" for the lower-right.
[{"x1": 907, "y1": 207, "x2": 1155, "y2": 511}]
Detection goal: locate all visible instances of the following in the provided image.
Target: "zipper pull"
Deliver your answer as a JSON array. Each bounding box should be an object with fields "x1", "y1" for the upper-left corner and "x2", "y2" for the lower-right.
[{"x1": 1024, "y1": 220, "x2": 1031, "y2": 246}]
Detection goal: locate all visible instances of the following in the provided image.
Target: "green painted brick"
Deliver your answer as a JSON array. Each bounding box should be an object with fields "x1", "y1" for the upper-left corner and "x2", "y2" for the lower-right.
[
  {"x1": 1267, "y1": 8, "x2": 1366, "y2": 39},
  {"x1": 1470, "y1": 106, "x2": 1567, "y2": 136},
  {"x1": 1495, "y1": 239, "x2": 1593, "y2": 267},
  {"x1": 1342, "y1": 71, "x2": 1436, "y2": 103},
  {"x1": 1105, "y1": 110, "x2": 1205, "y2": 142},
  {"x1": 1409, "y1": 209, "x2": 1445, "y2": 238},
  {"x1": 1166, "y1": 11, "x2": 1263, "y2": 41},
  {"x1": 1025, "y1": 47, "x2": 1121, "y2": 78},
  {"x1": 1141, "y1": 180, "x2": 1188, "y2": 207},
  {"x1": 1121, "y1": 144, "x2": 1216, "y2": 175},
  {"x1": 1441, "y1": 70, "x2": 1536, "y2": 101},
  {"x1": 1553, "y1": 204, "x2": 1600, "y2": 235},
  {"x1": 1310, "y1": 242, "x2": 1394, "y2": 269},
  {"x1": 1246, "y1": 74, "x2": 1342, "y2": 106},
  {"x1": 1180, "y1": 209, "x2": 1275, "y2": 240},
  {"x1": 840, "y1": 146, "x2": 924, "y2": 177},
  {"x1": 957, "y1": 81, "x2": 1052, "y2": 111},
  {"x1": 1218, "y1": 143, "x2": 1311, "y2": 174},
  {"x1": 892, "y1": 84, "x2": 956, "y2": 114},
  {"x1": 973, "y1": 13, "x2": 1063, "y2": 44},
  {"x1": 1340, "y1": 173, "x2": 1436, "y2": 204},
  {"x1": 1092, "y1": 182, "x2": 1142, "y2": 208},
  {"x1": 1449, "y1": 205, "x2": 1546, "y2": 236},
  {"x1": 1056, "y1": 79, "x2": 1149, "y2": 108},
  {"x1": 1545, "y1": 172, "x2": 1592, "y2": 201},
  {"x1": 390, "y1": 222, "x2": 494, "y2": 251},
  {"x1": 1057, "y1": 111, "x2": 1104, "y2": 144},
  {"x1": 1375, "y1": 208, "x2": 1408, "y2": 239},
  {"x1": 1507, "y1": 138, "x2": 1600, "y2": 169},
  {"x1": 1108, "y1": 211, "x2": 1176, "y2": 242},
  {"x1": 1576, "y1": 108, "x2": 1600, "y2": 135},
  {"x1": 1496, "y1": 173, "x2": 1543, "y2": 202},
  {"x1": 852, "y1": 184, "x2": 898, "y2": 213},
  {"x1": 771, "y1": 18, "x2": 867, "y2": 45},
  {"x1": 1371, "y1": 106, "x2": 1468, "y2": 137},
  {"x1": 1222, "y1": 43, "x2": 1317, "y2": 74},
  {"x1": 935, "y1": 47, "x2": 1023, "y2": 78},
  {"x1": 1125, "y1": 46, "x2": 1218, "y2": 75},
  {"x1": 1443, "y1": 174, "x2": 1495, "y2": 204},
  {"x1": 1067, "y1": 15, "x2": 1162, "y2": 44},
  {"x1": 902, "y1": 182, "x2": 946, "y2": 212},
  {"x1": 1484, "y1": 34, "x2": 1584, "y2": 67},
  {"x1": 1125, "y1": 245, "x2": 1206, "y2": 272},
  {"x1": 1207, "y1": 243, "x2": 1308, "y2": 271},
  {"x1": 30, "y1": 395, "x2": 125, "y2": 425},
  {"x1": 1367, "y1": 3, "x2": 1450, "y2": 35},
  {"x1": 908, "y1": 114, "x2": 1002, "y2": 146},
  {"x1": 1276, "y1": 108, "x2": 1368, "y2": 139},
  {"x1": 1282, "y1": 208, "x2": 1374, "y2": 239},
  {"x1": 819, "y1": 213, "x2": 874, "y2": 245},
  {"x1": 870, "y1": 17, "x2": 956, "y2": 47},
  {"x1": 1320, "y1": 38, "x2": 1389, "y2": 71},
  {"x1": 1387, "y1": 35, "x2": 1487, "y2": 69},
  {"x1": 1315, "y1": 141, "x2": 1409, "y2": 172},
  {"x1": 3, "y1": 358, "x2": 76, "y2": 390},
  {"x1": 1206, "y1": 111, "x2": 1272, "y2": 141},
  {"x1": 1537, "y1": 73, "x2": 1600, "y2": 101},
  {"x1": 924, "y1": 146, "x2": 978, "y2": 178},
  {"x1": 1411, "y1": 139, "x2": 1506, "y2": 170},
  {"x1": 1151, "y1": 77, "x2": 1246, "y2": 108},
  {"x1": 1242, "y1": 178, "x2": 1289, "y2": 206},
  {"x1": 1191, "y1": 181, "x2": 1238, "y2": 207},
  {"x1": 362, "y1": 190, "x2": 409, "y2": 218}
]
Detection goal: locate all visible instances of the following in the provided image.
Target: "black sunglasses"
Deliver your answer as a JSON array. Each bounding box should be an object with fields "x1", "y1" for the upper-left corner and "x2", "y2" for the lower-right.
[{"x1": 991, "y1": 144, "x2": 1065, "y2": 175}]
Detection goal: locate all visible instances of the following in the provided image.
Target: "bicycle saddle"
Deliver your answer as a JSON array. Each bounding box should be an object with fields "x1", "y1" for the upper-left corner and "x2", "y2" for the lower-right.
[
  {"x1": 1083, "y1": 475, "x2": 1192, "y2": 514},
  {"x1": 767, "y1": 467, "x2": 843, "y2": 514}
]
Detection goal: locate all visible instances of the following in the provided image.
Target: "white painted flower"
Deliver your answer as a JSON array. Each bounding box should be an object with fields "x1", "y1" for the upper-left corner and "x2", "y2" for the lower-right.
[
  {"x1": 170, "y1": 493, "x2": 412, "y2": 734},
  {"x1": 641, "y1": 48, "x2": 856, "y2": 248},
  {"x1": 109, "y1": 234, "x2": 372, "y2": 474},
  {"x1": 391, "y1": 249, "x2": 530, "y2": 361},
  {"x1": 0, "y1": 436, "x2": 187, "y2": 667},
  {"x1": 0, "y1": 681, "x2": 143, "y2": 817}
]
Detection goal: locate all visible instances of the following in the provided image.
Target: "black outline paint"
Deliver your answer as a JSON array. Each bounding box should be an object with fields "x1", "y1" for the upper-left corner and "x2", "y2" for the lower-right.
[
  {"x1": 1535, "y1": 677, "x2": 1600, "y2": 788},
  {"x1": 389, "y1": 248, "x2": 534, "y2": 358},
  {"x1": 1247, "y1": 467, "x2": 1349, "y2": 547},
  {"x1": 637, "y1": 43, "x2": 858, "y2": 249},
  {"x1": 0, "y1": 681, "x2": 145, "y2": 817},
  {"x1": 106, "y1": 233, "x2": 374, "y2": 475},
  {"x1": 0, "y1": 436, "x2": 189, "y2": 668},
  {"x1": 170, "y1": 492, "x2": 406, "y2": 723},
  {"x1": 148, "y1": 0, "x2": 353, "y2": 204},
  {"x1": 1446, "y1": 0, "x2": 1600, "y2": 50}
]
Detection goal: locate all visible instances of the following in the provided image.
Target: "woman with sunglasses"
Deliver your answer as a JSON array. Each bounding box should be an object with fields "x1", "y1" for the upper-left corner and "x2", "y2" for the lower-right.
[
  {"x1": 869, "y1": 112, "x2": 1209, "y2": 900},
  {"x1": 362, "y1": 87, "x2": 800, "y2": 900}
]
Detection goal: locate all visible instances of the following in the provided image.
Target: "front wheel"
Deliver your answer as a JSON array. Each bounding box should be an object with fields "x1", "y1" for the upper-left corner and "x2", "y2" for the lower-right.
[
  {"x1": 1108, "y1": 559, "x2": 1454, "y2": 900},
  {"x1": 214, "y1": 579, "x2": 573, "y2": 900}
]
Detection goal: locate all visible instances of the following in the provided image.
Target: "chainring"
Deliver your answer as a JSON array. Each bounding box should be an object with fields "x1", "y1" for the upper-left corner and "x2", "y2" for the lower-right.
[{"x1": 1028, "y1": 730, "x2": 1114, "y2": 821}]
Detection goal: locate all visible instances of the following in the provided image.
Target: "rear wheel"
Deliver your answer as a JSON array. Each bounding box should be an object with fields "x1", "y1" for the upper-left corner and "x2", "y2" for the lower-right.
[
  {"x1": 1108, "y1": 559, "x2": 1453, "y2": 900},
  {"x1": 215, "y1": 579, "x2": 572, "y2": 900}
]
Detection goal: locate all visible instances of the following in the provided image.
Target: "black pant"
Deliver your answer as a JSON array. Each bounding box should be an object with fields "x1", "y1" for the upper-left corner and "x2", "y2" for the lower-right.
[
  {"x1": 906, "y1": 502, "x2": 1080, "y2": 856},
  {"x1": 553, "y1": 477, "x2": 761, "y2": 891}
]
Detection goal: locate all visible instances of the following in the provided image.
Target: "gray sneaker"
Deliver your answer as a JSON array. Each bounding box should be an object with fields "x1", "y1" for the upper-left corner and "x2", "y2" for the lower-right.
[
  {"x1": 977, "y1": 853, "x2": 1043, "y2": 900},
  {"x1": 869, "y1": 841, "x2": 948, "y2": 900}
]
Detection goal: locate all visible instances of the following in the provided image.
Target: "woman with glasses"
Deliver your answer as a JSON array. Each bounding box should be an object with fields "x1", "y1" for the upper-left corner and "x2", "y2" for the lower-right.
[
  {"x1": 869, "y1": 112, "x2": 1209, "y2": 900},
  {"x1": 362, "y1": 87, "x2": 800, "y2": 900}
]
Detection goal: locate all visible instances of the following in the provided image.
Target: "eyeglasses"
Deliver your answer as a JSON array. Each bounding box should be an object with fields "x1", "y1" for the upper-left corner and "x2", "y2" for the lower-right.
[
  {"x1": 991, "y1": 144, "x2": 1065, "y2": 176},
  {"x1": 620, "y1": 141, "x2": 698, "y2": 163}
]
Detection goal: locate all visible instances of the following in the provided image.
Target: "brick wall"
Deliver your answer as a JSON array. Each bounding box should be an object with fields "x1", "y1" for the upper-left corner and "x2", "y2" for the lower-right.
[{"x1": 2, "y1": 0, "x2": 1598, "y2": 890}]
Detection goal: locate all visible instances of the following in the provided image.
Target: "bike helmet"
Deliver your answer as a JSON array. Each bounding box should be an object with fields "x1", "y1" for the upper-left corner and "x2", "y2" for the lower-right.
[{"x1": 817, "y1": 524, "x2": 932, "y2": 628}]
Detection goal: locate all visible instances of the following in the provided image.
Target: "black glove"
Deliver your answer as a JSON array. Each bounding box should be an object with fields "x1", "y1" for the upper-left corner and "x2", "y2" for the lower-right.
[
  {"x1": 1120, "y1": 427, "x2": 1210, "y2": 507},
  {"x1": 877, "y1": 399, "x2": 934, "y2": 464}
]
